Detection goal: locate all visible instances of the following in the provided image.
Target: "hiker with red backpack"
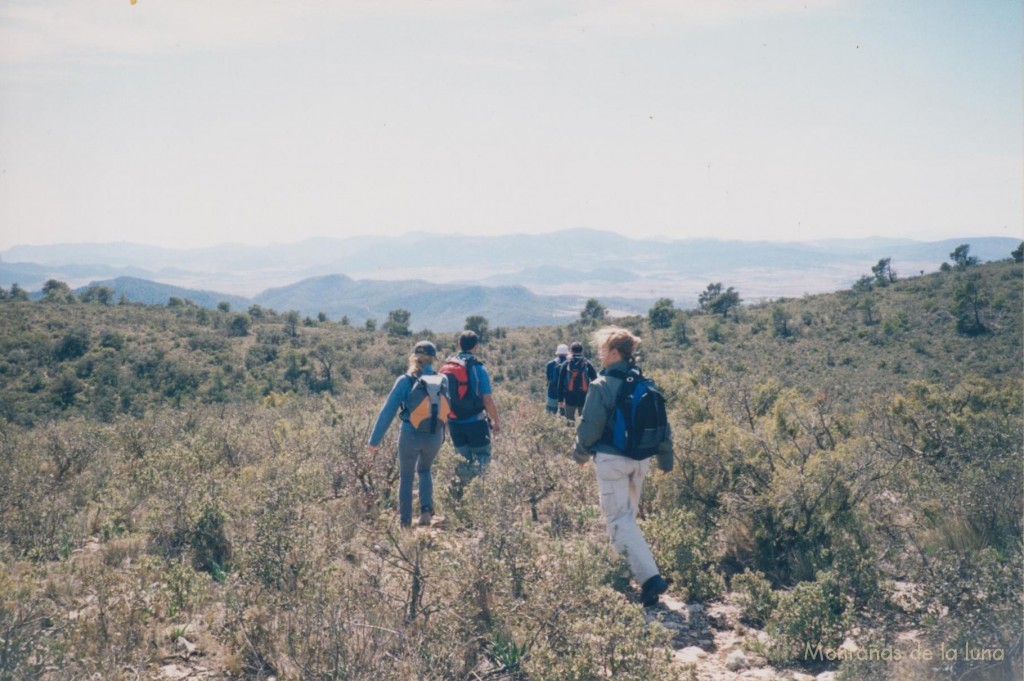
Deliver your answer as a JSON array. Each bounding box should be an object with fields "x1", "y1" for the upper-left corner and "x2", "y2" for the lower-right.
[
  {"x1": 545, "y1": 343, "x2": 570, "y2": 414},
  {"x1": 557, "y1": 341, "x2": 597, "y2": 423},
  {"x1": 367, "y1": 340, "x2": 450, "y2": 527},
  {"x1": 572, "y1": 326, "x2": 674, "y2": 607},
  {"x1": 441, "y1": 330, "x2": 501, "y2": 477}
]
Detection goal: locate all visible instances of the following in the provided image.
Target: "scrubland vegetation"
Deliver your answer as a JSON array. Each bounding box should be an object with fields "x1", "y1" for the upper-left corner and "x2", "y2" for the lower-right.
[{"x1": 0, "y1": 257, "x2": 1020, "y2": 680}]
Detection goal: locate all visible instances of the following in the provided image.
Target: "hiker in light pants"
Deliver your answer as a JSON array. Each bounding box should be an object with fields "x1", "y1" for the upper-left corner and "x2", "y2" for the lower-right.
[
  {"x1": 367, "y1": 340, "x2": 448, "y2": 527},
  {"x1": 572, "y1": 326, "x2": 674, "y2": 606}
]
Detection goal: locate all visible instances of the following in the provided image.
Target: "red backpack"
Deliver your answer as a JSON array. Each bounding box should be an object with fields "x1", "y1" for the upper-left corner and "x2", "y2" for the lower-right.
[
  {"x1": 565, "y1": 356, "x2": 590, "y2": 397},
  {"x1": 439, "y1": 356, "x2": 484, "y2": 419}
]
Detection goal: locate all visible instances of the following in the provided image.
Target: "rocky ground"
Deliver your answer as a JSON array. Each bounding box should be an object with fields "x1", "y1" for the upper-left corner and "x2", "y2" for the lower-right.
[
  {"x1": 645, "y1": 593, "x2": 842, "y2": 681},
  {"x1": 72, "y1": 518, "x2": 855, "y2": 681},
  {"x1": 153, "y1": 591, "x2": 844, "y2": 680}
]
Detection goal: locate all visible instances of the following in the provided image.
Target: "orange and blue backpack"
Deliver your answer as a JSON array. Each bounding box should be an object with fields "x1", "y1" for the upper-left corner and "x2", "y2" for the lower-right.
[{"x1": 401, "y1": 373, "x2": 450, "y2": 434}]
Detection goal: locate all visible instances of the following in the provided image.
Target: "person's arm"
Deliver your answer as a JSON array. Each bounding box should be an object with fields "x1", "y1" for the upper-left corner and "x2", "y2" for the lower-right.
[
  {"x1": 475, "y1": 365, "x2": 501, "y2": 435},
  {"x1": 367, "y1": 376, "x2": 409, "y2": 450},
  {"x1": 557, "y1": 363, "x2": 567, "y2": 406},
  {"x1": 573, "y1": 381, "x2": 612, "y2": 462},
  {"x1": 586, "y1": 361, "x2": 598, "y2": 381},
  {"x1": 482, "y1": 394, "x2": 501, "y2": 435}
]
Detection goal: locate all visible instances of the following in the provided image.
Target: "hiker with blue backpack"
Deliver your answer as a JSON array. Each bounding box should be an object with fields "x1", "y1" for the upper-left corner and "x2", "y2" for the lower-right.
[
  {"x1": 367, "y1": 340, "x2": 450, "y2": 527},
  {"x1": 557, "y1": 341, "x2": 597, "y2": 424},
  {"x1": 441, "y1": 330, "x2": 501, "y2": 478},
  {"x1": 572, "y1": 326, "x2": 674, "y2": 606},
  {"x1": 545, "y1": 343, "x2": 570, "y2": 414}
]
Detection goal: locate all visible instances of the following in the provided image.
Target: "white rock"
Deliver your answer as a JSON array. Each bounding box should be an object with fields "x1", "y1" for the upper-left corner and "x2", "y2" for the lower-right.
[
  {"x1": 176, "y1": 636, "x2": 197, "y2": 655},
  {"x1": 159, "y1": 664, "x2": 192, "y2": 680},
  {"x1": 747, "y1": 654, "x2": 768, "y2": 667},
  {"x1": 816, "y1": 672, "x2": 839, "y2": 681},
  {"x1": 675, "y1": 646, "x2": 708, "y2": 664},
  {"x1": 791, "y1": 673, "x2": 816, "y2": 681},
  {"x1": 839, "y1": 637, "x2": 859, "y2": 653},
  {"x1": 740, "y1": 670, "x2": 778, "y2": 681},
  {"x1": 726, "y1": 650, "x2": 750, "y2": 671}
]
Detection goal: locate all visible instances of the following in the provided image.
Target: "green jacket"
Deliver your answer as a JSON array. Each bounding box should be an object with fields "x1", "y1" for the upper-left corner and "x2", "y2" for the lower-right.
[{"x1": 572, "y1": 360, "x2": 674, "y2": 471}]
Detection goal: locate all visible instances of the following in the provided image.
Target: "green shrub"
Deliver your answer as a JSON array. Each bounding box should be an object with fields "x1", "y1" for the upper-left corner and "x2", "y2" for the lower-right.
[
  {"x1": 0, "y1": 565, "x2": 52, "y2": 678},
  {"x1": 189, "y1": 503, "x2": 231, "y2": 579},
  {"x1": 917, "y1": 547, "x2": 1022, "y2": 681},
  {"x1": 763, "y1": 570, "x2": 851, "y2": 665},
  {"x1": 524, "y1": 585, "x2": 676, "y2": 680},
  {"x1": 732, "y1": 569, "x2": 776, "y2": 626},
  {"x1": 642, "y1": 507, "x2": 725, "y2": 602}
]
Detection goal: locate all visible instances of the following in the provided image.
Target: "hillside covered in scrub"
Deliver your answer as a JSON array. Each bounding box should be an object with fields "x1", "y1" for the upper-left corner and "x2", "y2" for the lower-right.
[{"x1": 0, "y1": 257, "x2": 1020, "y2": 680}]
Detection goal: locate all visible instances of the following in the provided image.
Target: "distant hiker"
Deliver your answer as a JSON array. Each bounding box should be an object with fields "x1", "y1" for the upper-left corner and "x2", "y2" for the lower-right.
[
  {"x1": 572, "y1": 326, "x2": 674, "y2": 606},
  {"x1": 557, "y1": 341, "x2": 597, "y2": 424},
  {"x1": 545, "y1": 343, "x2": 570, "y2": 414},
  {"x1": 367, "y1": 340, "x2": 449, "y2": 527},
  {"x1": 441, "y1": 330, "x2": 501, "y2": 479}
]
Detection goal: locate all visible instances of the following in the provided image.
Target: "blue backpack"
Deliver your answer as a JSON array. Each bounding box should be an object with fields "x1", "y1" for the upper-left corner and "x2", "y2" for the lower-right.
[{"x1": 601, "y1": 366, "x2": 669, "y2": 460}]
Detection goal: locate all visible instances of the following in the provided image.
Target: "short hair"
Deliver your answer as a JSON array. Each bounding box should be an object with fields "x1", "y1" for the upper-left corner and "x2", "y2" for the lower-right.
[
  {"x1": 570, "y1": 341, "x2": 584, "y2": 354},
  {"x1": 592, "y1": 326, "x2": 640, "y2": 362},
  {"x1": 458, "y1": 330, "x2": 479, "y2": 352}
]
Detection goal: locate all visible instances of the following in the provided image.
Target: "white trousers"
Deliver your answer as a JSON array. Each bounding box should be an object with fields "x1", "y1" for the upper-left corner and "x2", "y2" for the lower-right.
[{"x1": 594, "y1": 452, "x2": 659, "y2": 584}]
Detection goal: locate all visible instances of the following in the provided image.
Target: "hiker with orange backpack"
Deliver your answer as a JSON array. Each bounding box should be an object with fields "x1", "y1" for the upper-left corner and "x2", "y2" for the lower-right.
[
  {"x1": 367, "y1": 340, "x2": 450, "y2": 527},
  {"x1": 440, "y1": 330, "x2": 501, "y2": 477},
  {"x1": 557, "y1": 341, "x2": 597, "y2": 424}
]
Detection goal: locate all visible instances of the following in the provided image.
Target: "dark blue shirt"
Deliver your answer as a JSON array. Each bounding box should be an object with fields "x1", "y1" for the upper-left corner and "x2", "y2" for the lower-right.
[{"x1": 546, "y1": 355, "x2": 567, "y2": 399}]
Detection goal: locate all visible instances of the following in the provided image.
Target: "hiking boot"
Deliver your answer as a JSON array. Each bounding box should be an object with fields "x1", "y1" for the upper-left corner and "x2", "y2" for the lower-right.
[
  {"x1": 640, "y1": 574, "x2": 669, "y2": 606},
  {"x1": 418, "y1": 510, "x2": 433, "y2": 526}
]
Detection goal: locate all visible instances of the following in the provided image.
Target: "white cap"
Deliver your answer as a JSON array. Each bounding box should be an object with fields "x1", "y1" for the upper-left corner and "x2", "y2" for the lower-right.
[{"x1": 556, "y1": 344, "x2": 570, "y2": 355}]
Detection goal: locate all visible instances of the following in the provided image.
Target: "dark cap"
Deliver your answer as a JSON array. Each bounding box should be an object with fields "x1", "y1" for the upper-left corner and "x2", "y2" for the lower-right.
[{"x1": 413, "y1": 340, "x2": 437, "y2": 357}]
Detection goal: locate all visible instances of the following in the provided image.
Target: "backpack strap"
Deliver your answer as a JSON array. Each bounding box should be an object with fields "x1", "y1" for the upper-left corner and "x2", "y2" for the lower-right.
[
  {"x1": 463, "y1": 356, "x2": 482, "y2": 404},
  {"x1": 600, "y1": 367, "x2": 641, "y2": 447},
  {"x1": 399, "y1": 372, "x2": 418, "y2": 421}
]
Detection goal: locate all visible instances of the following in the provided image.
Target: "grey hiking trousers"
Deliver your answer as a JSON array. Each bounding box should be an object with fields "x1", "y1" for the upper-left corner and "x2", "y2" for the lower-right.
[{"x1": 397, "y1": 428, "x2": 443, "y2": 526}]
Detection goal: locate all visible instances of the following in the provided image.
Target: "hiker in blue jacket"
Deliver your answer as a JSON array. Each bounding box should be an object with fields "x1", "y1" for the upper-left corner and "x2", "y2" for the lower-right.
[
  {"x1": 367, "y1": 340, "x2": 449, "y2": 527},
  {"x1": 557, "y1": 341, "x2": 598, "y2": 424},
  {"x1": 444, "y1": 330, "x2": 501, "y2": 475},
  {"x1": 545, "y1": 343, "x2": 570, "y2": 414}
]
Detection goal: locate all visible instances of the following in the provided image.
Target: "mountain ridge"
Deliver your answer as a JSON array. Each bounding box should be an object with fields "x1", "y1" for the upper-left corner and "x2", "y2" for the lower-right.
[
  {"x1": 72, "y1": 275, "x2": 654, "y2": 331},
  {"x1": 6, "y1": 231, "x2": 1019, "y2": 326}
]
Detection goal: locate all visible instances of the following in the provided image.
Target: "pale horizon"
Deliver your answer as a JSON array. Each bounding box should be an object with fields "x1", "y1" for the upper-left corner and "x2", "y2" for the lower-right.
[{"x1": 1, "y1": 226, "x2": 1019, "y2": 256}]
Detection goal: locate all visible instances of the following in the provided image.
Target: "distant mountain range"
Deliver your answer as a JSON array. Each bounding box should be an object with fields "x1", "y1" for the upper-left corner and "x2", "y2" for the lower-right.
[
  {"x1": 62, "y1": 275, "x2": 649, "y2": 330},
  {"x1": 2, "y1": 230, "x2": 1019, "y2": 329}
]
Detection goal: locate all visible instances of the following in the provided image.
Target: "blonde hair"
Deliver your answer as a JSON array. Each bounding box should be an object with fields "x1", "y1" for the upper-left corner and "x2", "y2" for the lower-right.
[
  {"x1": 407, "y1": 353, "x2": 435, "y2": 375},
  {"x1": 592, "y1": 326, "x2": 641, "y2": 363}
]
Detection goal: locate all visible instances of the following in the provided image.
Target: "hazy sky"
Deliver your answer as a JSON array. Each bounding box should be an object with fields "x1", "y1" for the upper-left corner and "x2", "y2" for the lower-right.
[{"x1": 1, "y1": 0, "x2": 1021, "y2": 251}]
